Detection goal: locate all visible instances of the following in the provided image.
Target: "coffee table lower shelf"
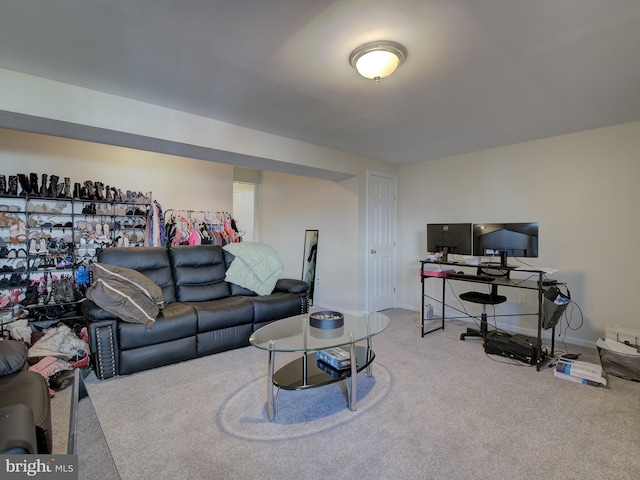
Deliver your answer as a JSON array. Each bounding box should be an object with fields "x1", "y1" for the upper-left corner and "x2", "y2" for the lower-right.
[{"x1": 267, "y1": 345, "x2": 375, "y2": 421}]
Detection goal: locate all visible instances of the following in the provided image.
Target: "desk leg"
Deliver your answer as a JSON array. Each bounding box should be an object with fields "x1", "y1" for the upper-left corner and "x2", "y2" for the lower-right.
[
  {"x1": 421, "y1": 275, "x2": 425, "y2": 337},
  {"x1": 442, "y1": 275, "x2": 446, "y2": 324}
]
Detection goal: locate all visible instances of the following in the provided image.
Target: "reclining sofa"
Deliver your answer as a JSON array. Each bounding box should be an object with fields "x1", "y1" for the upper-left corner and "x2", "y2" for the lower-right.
[
  {"x1": 81, "y1": 245, "x2": 309, "y2": 379},
  {"x1": 0, "y1": 340, "x2": 52, "y2": 454}
]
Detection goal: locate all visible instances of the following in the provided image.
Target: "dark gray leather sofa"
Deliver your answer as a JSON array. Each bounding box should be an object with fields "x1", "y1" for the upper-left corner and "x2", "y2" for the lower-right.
[{"x1": 81, "y1": 245, "x2": 308, "y2": 379}]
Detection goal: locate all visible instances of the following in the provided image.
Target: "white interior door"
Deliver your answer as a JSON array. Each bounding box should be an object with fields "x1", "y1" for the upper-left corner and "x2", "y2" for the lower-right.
[{"x1": 367, "y1": 172, "x2": 397, "y2": 312}]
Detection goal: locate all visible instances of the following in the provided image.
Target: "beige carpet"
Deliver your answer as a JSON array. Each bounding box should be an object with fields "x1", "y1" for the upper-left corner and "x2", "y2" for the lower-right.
[{"x1": 72, "y1": 309, "x2": 640, "y2": 479}]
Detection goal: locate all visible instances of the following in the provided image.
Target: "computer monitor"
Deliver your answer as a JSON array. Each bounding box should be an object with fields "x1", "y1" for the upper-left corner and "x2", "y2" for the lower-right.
[
  {"x1": 426, "y1": 223, "x2": 472, "y2": 262},
  {"x1": 473, "y1": 222, "x2": 539, "y2": 266}
]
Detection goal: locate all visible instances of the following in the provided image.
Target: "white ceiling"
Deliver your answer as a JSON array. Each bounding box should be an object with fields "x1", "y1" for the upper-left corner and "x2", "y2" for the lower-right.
[{"x1": 1, "y1": 0, "x2": 640, "y2": 165}]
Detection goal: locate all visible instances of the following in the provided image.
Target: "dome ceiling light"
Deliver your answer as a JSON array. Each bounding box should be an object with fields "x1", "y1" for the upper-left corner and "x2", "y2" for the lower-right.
[{"x1": 349, "y1": 40, "x2": 408, "y2": 83}]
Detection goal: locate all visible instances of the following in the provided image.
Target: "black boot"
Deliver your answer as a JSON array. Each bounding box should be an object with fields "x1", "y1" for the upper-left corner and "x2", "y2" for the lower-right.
[
  {"x1": 73, "y1": 182, "x2": 82, "y2": 199},
  {"x1": 29, "y1": 173, "x2": 39, "y2": 196},
  {"x1": 94, "y1": 181, "x2": 105, "y2": 201},
  {"x1": 84, "y1": 181, "x2": 95, "y2": 200},
  {"x1": 48, "y1": 175, "x2": 59, "y2": 198},
  {"x1": 63, "y1": 177, "x2": 71, "y2": 198},
  {"x1": 7, "y1": 176, "x2": 18, "y2": 196},
  {"x1": 56, "y1": 181, "x2": 65, "y2": 198},
  {"x1": 39, "y1": 174, "x2": 48, "y2": 197},
  {"x1": 0, "y1": 175, "x2": 6, "y2": 195},
  {"x1": 105, "y1": 185, "x2": 113, "y2": 202},
  {"x1": 17, "y1": 174, "x2": 30, "y2": 196}
]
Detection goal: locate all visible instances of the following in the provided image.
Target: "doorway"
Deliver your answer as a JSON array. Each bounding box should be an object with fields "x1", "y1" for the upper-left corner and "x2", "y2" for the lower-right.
[
  {"x1": 367, "y1": 171, "x2": 397, "y2": 312},
  {"x1": 232, "y1": 182, "x2": 256, "y2": 242}
]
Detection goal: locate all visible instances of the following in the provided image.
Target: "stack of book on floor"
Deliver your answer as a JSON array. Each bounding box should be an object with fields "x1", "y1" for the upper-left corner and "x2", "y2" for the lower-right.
[{"x1": 554, "y1": 357, "x2": 607, "y2": 387}]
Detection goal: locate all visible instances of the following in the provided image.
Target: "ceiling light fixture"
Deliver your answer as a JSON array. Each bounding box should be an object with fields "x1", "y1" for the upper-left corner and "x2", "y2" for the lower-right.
[{"x1": 349, "y1": 40, "x2": 407, "y2": 83}]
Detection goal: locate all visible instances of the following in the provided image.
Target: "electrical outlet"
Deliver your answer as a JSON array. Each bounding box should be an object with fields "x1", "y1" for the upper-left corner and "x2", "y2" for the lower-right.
[{"x1": 518, "y1": 293, "x2": 527, "y2": 304}]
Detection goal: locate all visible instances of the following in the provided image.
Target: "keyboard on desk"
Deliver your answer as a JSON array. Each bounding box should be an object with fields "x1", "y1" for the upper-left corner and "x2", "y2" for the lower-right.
[{"x1": 446, "y1": 273, "x2": 495, "y2": 282}]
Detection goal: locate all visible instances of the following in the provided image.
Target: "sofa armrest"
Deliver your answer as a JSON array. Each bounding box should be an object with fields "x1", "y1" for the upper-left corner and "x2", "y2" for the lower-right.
[
  {"x1": 273, "y1": 279, "x2": 309, "y2": 295},
  {"x1": 0, "y1": 404, "x2": 38, "y2": 454},
  {"x1": 86, "y1": 318, "x2": 120, "y2": 380}
]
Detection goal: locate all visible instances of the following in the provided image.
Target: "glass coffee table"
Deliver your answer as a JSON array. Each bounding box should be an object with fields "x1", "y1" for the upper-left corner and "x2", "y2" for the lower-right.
[{"x1": 249, "y1": 311, "x2": 390, "y2": 422}]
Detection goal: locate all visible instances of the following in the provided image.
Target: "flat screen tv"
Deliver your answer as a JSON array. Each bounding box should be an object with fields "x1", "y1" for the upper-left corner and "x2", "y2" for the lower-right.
[
  {"x1": 426, "y1": 223, "x2": 472, "y2": 261},
  {"x1": 472, "y1": 222, "x2": 539, "y2": 264}
]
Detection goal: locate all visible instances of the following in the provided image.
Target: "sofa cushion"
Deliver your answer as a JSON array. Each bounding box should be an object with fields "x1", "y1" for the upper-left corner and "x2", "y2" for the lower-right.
[
  {"x1": 251, "y1": 293, "x2": 306, "y2": 325},
  {"x1": 92, "y1": 262, "x2": 165, "y2": 307},
  {"x1": 118, "y1": 302, "x2": 198, "y2": 351},
  {"x1": 189, "y1": 296, "x2": 254, "y2": 332},
  {"x1": 86, "y1": 264, "x2": 163, "y2": 329},
  {"x1": 0, "y1": 340, "x2": 27, "y2": 376},
  {"x1": 169, "y1": 245, "x2": 231, "y2": 301},
  {"x1": 119, "y1": 337, "x2": 196, "y2": 376},
  {"x1": 98, "y1": 247, "x2": 176, "y2": 303},
  {"x1": 223, "y1": 242, "x2": 284, "y2": 295}
]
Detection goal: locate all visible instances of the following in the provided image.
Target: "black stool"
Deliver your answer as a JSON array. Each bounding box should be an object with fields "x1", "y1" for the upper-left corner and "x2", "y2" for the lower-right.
[{"x1": 459, "y1": 287, "x2": 507, "y2": 340}]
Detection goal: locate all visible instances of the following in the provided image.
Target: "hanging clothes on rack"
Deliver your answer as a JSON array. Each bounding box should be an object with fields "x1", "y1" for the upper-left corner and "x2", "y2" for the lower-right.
[
  {"x1": 163, "y1": 209, "x2": 242, "y2": 247},
  {"x1": 145, "y1": 200, "x2": 166, "y2": 247}
]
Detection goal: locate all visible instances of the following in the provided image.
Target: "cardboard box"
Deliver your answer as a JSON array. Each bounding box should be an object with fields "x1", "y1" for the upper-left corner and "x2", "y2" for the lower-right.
[{"x1": 605, "y1": 325, "x2": 640, "y2": 348}]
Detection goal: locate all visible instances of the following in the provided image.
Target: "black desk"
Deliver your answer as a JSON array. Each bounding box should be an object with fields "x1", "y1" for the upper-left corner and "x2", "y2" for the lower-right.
[{"x1": 419, "y1": 260, "x2": 557, "y2": 371}]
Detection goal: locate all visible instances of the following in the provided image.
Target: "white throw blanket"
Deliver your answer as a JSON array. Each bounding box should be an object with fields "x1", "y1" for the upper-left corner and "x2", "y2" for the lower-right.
[{"x1": 223, "y1": 242, "x2": 284, "y2": 295}]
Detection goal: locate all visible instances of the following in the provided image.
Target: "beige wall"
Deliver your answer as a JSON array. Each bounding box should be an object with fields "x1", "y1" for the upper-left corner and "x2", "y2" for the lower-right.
[
  {"x1": 258, "y1": 170, "x2": 360, "y2": 312},
  {"x1": 398, "y1": 121, "x2": 640, "y2": 345},
  {"x1": 0, "y1": 128, "x2": 234, "y2": 211}
]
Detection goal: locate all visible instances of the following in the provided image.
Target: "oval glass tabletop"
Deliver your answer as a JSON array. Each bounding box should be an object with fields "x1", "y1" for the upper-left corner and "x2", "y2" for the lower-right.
[{"x1": 249, "y1": 311, "x2": 390, "y2": 353}]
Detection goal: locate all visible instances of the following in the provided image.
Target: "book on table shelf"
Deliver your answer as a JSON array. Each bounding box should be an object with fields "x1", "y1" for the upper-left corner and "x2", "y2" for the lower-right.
[
  {"x1": 316, "y1": 360, "x2": 349, "y2": 379},
  {"x1": 316, "y1": 347, "x2": 351, "y2": 370},
  {"x1": 555, "y1": 358, "x2": 607, "y2": 386}
]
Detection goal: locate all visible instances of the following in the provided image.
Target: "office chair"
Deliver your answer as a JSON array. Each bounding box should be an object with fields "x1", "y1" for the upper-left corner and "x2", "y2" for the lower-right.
[{"x1": 459, "y1": 270, "x2": 507, "y2": 341}]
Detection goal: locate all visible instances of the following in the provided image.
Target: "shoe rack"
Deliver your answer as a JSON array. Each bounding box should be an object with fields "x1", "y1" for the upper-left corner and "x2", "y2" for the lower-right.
[{"x1": 0, "y1": 189, "x2": 152, "y2": 312}]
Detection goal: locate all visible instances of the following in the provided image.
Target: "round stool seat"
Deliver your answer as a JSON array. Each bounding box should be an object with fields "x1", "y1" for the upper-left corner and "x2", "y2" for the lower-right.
[{"x1": 459, "y1": 291, "x2": 507, "y2": 305}]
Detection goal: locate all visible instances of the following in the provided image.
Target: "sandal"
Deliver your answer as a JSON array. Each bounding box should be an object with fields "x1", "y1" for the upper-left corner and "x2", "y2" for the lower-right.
[
  {"x1": 78, "y1": 238, "x2": 87, "y2": 257},
  {"x1": 86, "y1": 239, "x2": 96, "y2": 257},
  {"x1": 9, "y1": 219, "x2": 27, "y2": 244},
  {"x1": 49, "y1": 202, "x2": 68, "y2": 214}
]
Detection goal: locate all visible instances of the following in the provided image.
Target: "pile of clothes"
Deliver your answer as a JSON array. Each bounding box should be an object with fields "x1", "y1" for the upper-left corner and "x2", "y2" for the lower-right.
[{"x1": 2, "y1": 320, "x2": 90, "y2": 397}]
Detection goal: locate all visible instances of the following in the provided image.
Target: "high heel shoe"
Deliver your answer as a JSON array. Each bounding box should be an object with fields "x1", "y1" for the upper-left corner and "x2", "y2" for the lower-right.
[{"x1": 28, "y1": 238, "x2": 38, "y2": 256}]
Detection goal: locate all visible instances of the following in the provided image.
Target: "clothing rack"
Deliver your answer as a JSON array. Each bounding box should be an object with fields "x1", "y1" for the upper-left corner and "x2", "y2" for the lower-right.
[{"x1": 163, "y1": 209, "x2": 242, "y2": 246}]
